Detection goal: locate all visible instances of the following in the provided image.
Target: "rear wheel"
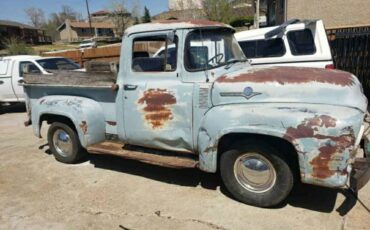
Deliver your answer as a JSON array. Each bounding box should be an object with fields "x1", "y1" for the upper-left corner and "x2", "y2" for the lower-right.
[
  {"x1": 220, "y1": 141, "x2": 294, "y2": 207},
  {"x1": 47, "y1": 122, "x2": 86, "y2": 164}
]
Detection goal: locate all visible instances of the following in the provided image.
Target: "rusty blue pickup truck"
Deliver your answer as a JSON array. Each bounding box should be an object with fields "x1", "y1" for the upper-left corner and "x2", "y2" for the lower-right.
[{"x1": 24, "y1": 20, "x2": 370, "y2": 207}]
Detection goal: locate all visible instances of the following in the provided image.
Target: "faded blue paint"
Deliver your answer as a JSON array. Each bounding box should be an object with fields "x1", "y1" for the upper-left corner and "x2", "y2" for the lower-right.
[
  {"x1": 197, "y1": 103, "x2": 365, "y2": 187},
  {"x1": 24, "y1": 21, "x2": 368, "y2": 190},
  {"x1": 29, "y1": 95, "x2": 106, "y2": 147}
]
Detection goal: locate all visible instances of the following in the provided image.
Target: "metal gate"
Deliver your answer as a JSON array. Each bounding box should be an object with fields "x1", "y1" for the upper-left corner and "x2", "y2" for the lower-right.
[{"x1": 327, "y1": 26, "x2": 370, "y2": 98}]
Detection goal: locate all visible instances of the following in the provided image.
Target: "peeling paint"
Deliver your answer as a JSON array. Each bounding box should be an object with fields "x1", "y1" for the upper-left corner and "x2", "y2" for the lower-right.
[
  {"x1": 138, "y1": 89, "x2": 177, "y2": 129},
  {"x1": 216, "y1": 67, "x2": 355, "y2": 87},
  {"x1": 284, "y1": 115, "x2": 355, "y2": 179},
  {"x1": 106, "y1": 121, "x2": 117, "y2": 126},
  {"x1": 154, "y1": 19, "x2": 226, "y2": 27},
  {"x1": 79, "y1": 121, "x2": 88, "y2": 134}
]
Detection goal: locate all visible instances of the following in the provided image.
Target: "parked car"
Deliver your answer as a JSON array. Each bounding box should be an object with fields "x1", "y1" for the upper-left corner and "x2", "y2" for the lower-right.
[
  {"x1": 79, "y1": 38, "x2": 97, "y2": 49},
  {"x1": 23, "y1": 20, "x2": 370, "y2": 208},
  {"x1": 0, "y1": 55, "x2": 81, "y2": 107},
  {"x1": 235, "y1": 19, "x2": 334, "y2": 69}
]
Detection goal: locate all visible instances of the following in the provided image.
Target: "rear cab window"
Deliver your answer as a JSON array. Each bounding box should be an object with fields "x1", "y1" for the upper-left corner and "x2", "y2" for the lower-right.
[
  {"x1": 287, "y1": 29, "x2": 316, "y2": 55},
  {"x1": 239, "y1": 38, "x2": 286, "y2": 59}
]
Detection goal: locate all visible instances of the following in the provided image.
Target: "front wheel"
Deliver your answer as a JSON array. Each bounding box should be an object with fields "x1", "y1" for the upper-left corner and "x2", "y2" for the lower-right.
[
  {"x1": 47, "y1": 122, "x2": 86, "y2": 164},
  {"x1": 220, "y1": 142, "x2": 294, "y2": 207}
]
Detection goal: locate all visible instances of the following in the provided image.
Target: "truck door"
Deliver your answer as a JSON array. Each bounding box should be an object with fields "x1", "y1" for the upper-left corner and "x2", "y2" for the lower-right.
[
  {"x1": 122, "y1": 31, "x2": 194, "y2": 153},
  {"x1": 12, "y1": 61, "x2": 41, "y2": 101}
]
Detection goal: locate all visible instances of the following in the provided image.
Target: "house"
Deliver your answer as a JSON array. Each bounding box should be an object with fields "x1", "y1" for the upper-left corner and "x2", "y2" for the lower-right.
[
  {"x1": 0, "y1": 20, "x2": 51, "y2": 48},
  {"x1": 266, "y1": 0, "x2": 370, "y2": 28},
  {"x1": 91, "y1": 10, "x2": 111, "y2": 22},
  {"x1": 57, "y1": 19, "x2": 115, "y2": 42}
]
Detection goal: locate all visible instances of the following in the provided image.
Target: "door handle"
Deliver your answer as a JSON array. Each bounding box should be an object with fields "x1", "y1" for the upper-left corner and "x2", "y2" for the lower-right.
[
  {"x1": 18, "y1": 79, "x2": 24, "y2": 84},
  {"x1": 123, "y1": 84, "x2": 138, "y2": 91},
  {"x1": 0, "y1": 80, "x2": 4, "y2": 85}
]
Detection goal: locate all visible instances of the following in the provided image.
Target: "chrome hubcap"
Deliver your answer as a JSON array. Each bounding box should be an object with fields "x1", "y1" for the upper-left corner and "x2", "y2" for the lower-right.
[
  {"x1": 53, "y1": 129, "x2": 73, "y2": 157},
  {"x1": 234, "y1": 153, "x2": 277, "y2": 193}
]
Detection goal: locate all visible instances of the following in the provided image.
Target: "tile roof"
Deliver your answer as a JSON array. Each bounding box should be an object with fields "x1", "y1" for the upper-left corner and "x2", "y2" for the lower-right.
[{"x1": 69, "y1": 21, "x2": 115, "y2": 29}]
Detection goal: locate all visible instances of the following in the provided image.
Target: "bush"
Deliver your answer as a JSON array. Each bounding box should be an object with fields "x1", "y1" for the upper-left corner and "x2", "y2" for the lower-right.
[
  {"x1": 230, "y1": 17, "x2": 254, "y2": 28},
  {"x1": 5, "y1": 37, "x2": 34, "y2": 55}
]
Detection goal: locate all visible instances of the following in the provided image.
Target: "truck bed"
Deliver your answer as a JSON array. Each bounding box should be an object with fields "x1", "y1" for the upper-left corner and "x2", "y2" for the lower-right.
[{"x1": 24, "y1": 70, "x2": 117, "y2": 88}]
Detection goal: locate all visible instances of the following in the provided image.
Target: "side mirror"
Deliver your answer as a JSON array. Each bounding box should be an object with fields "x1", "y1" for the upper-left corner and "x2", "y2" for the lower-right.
[{"x1": 167, "y1": 31, "x2": 176, "y2": 43}]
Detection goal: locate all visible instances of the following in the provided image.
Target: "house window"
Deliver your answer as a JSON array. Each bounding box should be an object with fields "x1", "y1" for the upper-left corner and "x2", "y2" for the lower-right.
[
  {"x1": 239, "y1": 38, "x2": 286, "y2": 58},
  {"x1": 132, "y1": 35, "x2": 178, "y2": 72},
  {"x1": 287, "y1": 29, "x2": 316, "y2": 55}
]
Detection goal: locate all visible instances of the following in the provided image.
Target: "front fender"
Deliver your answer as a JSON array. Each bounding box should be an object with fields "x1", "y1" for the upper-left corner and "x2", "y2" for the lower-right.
[
  {"x1": 31, "y1": 96, "x2": 105, "y2": 147},
  {"x1": 198, "y1": 103, "x2": 365, "y2": 187}
]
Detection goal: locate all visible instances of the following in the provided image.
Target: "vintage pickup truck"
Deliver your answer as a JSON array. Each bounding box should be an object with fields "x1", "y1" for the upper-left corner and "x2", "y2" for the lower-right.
[{"x1": 24, "y1": 20, "x2": 370, "y2": 207}]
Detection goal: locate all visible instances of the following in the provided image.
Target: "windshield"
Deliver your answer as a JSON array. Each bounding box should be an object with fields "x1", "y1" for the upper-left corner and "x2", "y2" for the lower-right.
[
  {"x1": 36, "y1": 58, "x2": 80, "y2": 70},
  {"x1": 185, "y1": 29, "x2": 246, "y2": 71}
]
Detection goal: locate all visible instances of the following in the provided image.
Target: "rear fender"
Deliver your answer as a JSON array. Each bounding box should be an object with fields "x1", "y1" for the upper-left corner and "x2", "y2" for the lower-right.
[{"x1": 31, "y1": 96, "x2": 105, "y2": 147}]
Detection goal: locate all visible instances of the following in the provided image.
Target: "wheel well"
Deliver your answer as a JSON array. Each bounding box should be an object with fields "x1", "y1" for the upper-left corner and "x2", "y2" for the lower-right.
[
  {"x1": 217, "y1": 133, "x2": 300, "y2": 178},
  {"x1": 40, "y1": 114, "x2": 76, "y2": 131}
]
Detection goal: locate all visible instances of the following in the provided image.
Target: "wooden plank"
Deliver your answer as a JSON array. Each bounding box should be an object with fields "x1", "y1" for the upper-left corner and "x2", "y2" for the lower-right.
[
  {"x1": 24, "y1": 71, "x2": 117, "y2": 87},
  {"x1": 87, "y1": 141, "x2": 199, "y2": 169}
]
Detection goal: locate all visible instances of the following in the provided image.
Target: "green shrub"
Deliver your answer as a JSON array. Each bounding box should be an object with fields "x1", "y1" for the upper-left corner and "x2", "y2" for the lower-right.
[
  {"x1": 230, "y1": 17, "x2": 254, "y2": 28},
  {"x1": 5, "y1": 37, "x2": 34, "y2": 55}
]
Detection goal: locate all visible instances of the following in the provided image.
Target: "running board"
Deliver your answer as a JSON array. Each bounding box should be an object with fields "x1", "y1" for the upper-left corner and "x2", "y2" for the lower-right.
[{"x1": 87, "y1": 141, "x2": 198, "y2": 169}]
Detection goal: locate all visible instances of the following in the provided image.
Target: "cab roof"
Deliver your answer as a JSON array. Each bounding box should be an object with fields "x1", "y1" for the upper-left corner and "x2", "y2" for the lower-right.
[{"x1": 125, "y1": 19, "x2": 234, "y2": 35}]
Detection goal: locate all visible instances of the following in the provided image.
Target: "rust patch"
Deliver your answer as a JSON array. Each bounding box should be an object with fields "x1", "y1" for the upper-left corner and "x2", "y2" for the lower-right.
[
  {"x1": 106, "y1": 121, "x2": 117, "y2": 126},
  {"x1": 216, "y1": 67, "x2": 355, "y2": 87},
  {"x1": 154, "y1": 19, "x2": 226, "y2": 27},
  {"x1": 284, "y1": 115, "x2": 355, "y2": 179},
  {"x1": 138, "y1": 89, "x2": 176, "y2": 129},
  {"x1": 79, "y1": 121, "x2": 88, "y2": 134}
]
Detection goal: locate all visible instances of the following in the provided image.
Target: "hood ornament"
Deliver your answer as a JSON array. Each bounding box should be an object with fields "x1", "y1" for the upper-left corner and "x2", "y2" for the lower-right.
[{"x1": 220, "y1": 86, "x2": 262, "y2": 100}]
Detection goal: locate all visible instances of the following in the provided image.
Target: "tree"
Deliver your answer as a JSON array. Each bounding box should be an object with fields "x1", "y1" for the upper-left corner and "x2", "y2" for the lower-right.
[
  {"x1": 202, "y1": 0, "x2": 233, "y2": 24},
  {"x1": 142, "y1": 6, "x2": 151, "y2": 23},
  {"x1": 131, "y1": 0, "x2": 141, "y2": 24},
  {"x1": 24, "y1": 8, "x2": 45, "y2": 28},
  {"x1": 174, "y1": 0, "x2": 201, "y2": 19},
  {"x1": 109, "y1": 0, "x2": 131, "y2": 37},
  {"x1": 43, "y1": 5, "x2": 82, "y2": 41}
]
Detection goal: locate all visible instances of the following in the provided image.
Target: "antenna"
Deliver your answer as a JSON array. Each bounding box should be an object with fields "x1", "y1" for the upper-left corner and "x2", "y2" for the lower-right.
[{"x1": 85, "y1": 0, "x2": 93, "y2": 37}]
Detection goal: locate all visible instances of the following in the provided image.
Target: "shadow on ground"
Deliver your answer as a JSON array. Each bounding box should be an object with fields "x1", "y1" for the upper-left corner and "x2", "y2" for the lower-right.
[
  {"x1": 0, "y1": 103, "x2": 26, "y2": 114},
  {"x1": 39, "y1": 144, "x2": 360, "y2": 215},
  {"x1": 88, "y1": 154, "x2": 358, "y2": 214}
]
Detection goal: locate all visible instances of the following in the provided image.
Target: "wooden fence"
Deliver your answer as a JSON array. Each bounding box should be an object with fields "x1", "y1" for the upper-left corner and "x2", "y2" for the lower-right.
[
  {"x1": 326, "y1": 25, "x2": 370, "y2": 97},
  {"x1": 41, "y1": 42, "x2": 164, "y2": 67},
  {"x1": 42, "y1": 46, "x2": 122, "y2": 67}
]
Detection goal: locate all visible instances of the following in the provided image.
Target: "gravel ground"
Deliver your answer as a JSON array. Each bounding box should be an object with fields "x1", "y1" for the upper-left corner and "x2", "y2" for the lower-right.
[{"x1": 0, "y1": 105, "x2": 369, "y2": 230}]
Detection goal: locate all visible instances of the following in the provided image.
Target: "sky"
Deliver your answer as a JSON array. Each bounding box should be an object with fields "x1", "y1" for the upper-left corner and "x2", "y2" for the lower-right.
[{"x1": 0, "y1": 0, "x2": 169, "y2": 25}]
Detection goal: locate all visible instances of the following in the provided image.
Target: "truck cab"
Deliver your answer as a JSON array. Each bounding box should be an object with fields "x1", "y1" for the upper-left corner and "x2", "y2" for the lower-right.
[{"x1": 24, "y1": 20, "x2": 370, "y2": 208}]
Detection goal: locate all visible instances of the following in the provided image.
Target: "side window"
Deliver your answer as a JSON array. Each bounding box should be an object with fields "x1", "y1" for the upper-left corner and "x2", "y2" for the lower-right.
[
  {"x1": 132, "y1": 35, "x2": 178, "y2": 72},
  {"x1": 19, "y1": 61, "x2": 41, "y2": 77},
  {"x1": 239, "y1": 38, "x2": 286, "y2": 58},
  {"x1": 287, "y1": 29, "x2": 316, "y2": 55}
]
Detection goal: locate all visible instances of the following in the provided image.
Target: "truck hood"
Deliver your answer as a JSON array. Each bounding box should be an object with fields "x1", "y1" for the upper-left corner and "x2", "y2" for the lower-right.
[{"x1": 212, "y1": 67, "x2": 368, "y2": 112}]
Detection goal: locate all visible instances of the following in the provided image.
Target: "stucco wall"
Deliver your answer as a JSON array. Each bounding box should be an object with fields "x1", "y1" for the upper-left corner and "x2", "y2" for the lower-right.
[
  {"x1": 287, "y1": 0, "x2": 370, "y2": 28},
  {"x1": 59, "y1": 27, "x2": 78, "y2": 42}
]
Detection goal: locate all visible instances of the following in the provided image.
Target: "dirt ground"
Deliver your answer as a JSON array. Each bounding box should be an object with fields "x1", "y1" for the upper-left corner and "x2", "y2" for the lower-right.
[{"x1": 0, "y1": 105, "x2": 369, "y2": 230}]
